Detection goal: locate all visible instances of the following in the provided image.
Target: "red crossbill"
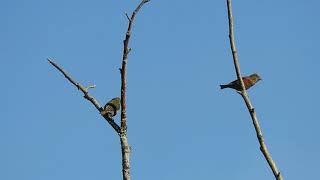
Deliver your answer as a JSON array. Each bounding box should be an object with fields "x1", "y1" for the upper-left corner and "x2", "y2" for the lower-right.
[
  {"x1": 101, "y1": 97, "x2": 121, "y2": 117},
  {"x1": 220, "y1": 73, "x2": 262, "y2": 91}
]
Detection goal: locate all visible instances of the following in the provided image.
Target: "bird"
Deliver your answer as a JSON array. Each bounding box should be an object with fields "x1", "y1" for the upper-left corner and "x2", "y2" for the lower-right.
[
  {"x1": 220, "y1": 73, "x2": 262, "y2": 91},
  {"x1": 101, "y1": 97, "x2": 121, "y2": 117}
]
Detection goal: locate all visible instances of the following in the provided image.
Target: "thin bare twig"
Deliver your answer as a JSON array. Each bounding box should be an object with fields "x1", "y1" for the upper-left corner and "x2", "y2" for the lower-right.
[
  {"x1": 119, "y1": 1, "x2": 149, "y2": 180},
  {"x1": 125, "y1": 13, "x2": 131, "y2": 22},
  {"x1": 226, "y1": 1, "x2": 283, "y2": 180},
  {"x1": 48, "y1": 59, "x2": 121, "y2": 134}
]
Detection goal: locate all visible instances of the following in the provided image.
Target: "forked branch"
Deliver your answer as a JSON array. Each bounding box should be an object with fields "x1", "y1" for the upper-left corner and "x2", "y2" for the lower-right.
[
  {"x1": 48, "y1": 2, "x2": 149, "y2": 180},
  {"x1": 226, "y1": 0, "x2": 283, "y2": 179}
]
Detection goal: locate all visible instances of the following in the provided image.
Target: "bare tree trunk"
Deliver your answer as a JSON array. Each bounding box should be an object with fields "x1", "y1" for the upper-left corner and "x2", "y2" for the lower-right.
[
  {"x1": 120, "y1": 134, "x2": 131, "y2": 180},
  {"x1": 225, "y1": 0, "x2": 283, "y2": 179},
  {"x1": 119, "y1": 1, "x2": 150, "y2": 180}
]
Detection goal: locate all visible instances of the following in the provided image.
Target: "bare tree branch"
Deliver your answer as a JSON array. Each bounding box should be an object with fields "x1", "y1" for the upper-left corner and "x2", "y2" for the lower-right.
[
  {"x1": 49, "y1": 1, "x2": 149, "y2": 179},
  {"x1": 48, "y1": 59, "x2": 121, "y2": 134},
  {"x1": 119, "y1": 1, "x2": 150, "y2": 180},
  {"x1": 226, "y1": 1, "x2": 283, "y2": 180},
  {"x1": 121, "y1": 0, "x2": 150, "y2": 131}
]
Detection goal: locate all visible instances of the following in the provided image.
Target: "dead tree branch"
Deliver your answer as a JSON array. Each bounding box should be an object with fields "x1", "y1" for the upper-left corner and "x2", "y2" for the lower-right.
[
  {"x1": 226, "y1": 0, "x2": 283, "y2": 180},
  {"x1": 49, "y1": 1, "x2": 148, "y2": 180},
  {"x1": 48, "y1": 59, "x2": 121, "y2": 134},
  {"x1": 120, "y1": 0, "x2": 150, "y2": 130},
  {"x1": 119, "y1": 1, "x2": 150, "y2": 180}
]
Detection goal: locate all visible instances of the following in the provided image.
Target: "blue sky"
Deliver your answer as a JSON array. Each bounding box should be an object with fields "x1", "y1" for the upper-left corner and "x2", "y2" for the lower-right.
[{"x1": 1, "y1": 0, "x2": 319, "y2": 179}]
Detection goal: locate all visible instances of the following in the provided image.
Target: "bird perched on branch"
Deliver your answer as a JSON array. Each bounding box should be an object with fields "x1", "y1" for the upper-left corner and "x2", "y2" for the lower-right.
[
  {"x1": 220, "y1": 73, "x2": 262, "y2": 91},
  {"x1": 101, "y1": 97, "x2": 121, "y2": 117}
]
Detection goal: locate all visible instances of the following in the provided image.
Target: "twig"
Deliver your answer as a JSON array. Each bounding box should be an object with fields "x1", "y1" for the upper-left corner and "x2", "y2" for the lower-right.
[
  {"x1": 48, "y1": 59, "x2": 121, "y2": 134},
  {"x1": 119, "y1": 1, "x2": 149, "y2": 180},
  {"x1": 226, "y1": 1, "x2": 283, "y2": 180},
  {"x1": 125, "y1": 13, "x2": 131, "y2": 22}
]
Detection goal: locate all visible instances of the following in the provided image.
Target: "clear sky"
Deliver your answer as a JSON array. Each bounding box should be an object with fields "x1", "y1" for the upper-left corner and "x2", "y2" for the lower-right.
[{"x1": 1, "y1": 0, "x2": 319, "y2": 179}]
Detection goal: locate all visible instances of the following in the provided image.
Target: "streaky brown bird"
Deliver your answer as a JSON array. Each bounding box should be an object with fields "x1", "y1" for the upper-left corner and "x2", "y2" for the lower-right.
[
  {"x1": 220, "y1": 73, "x2": 262, "y2": 91},
  {"x1": 101, "y1": 97, "x2": 121, "y2": 117}
]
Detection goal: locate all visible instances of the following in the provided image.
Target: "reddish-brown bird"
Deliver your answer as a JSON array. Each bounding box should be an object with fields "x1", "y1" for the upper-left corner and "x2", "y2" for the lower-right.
[{"x1": 220, "y1": 73, "x2": 262, "y2": 91}]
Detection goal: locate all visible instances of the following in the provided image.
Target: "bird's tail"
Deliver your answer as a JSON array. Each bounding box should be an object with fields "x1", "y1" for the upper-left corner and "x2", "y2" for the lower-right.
[{"x1": 220, "y1": 84, "x2": 228, "y2": 89}]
